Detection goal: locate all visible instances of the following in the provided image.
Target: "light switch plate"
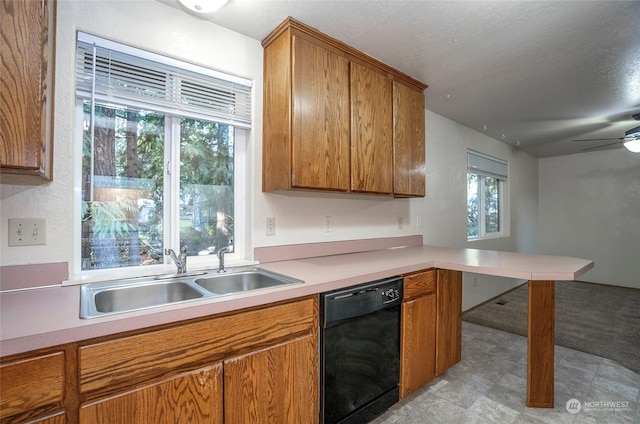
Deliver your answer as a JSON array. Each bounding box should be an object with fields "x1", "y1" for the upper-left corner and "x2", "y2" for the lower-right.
[{"x1": 8, "y1": 218, "x2": 47, "y2": 246}]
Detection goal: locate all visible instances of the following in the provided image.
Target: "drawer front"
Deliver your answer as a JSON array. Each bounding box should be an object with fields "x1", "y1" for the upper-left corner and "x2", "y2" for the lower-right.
[
  {"x1": 79, "y1": 296, "x2": 317, "y2": 395},
  {"x1": 0, "y1": 351, "x2": 65, "y2": 418},
  {"x1": 403, "y1": 269, "x2": 436, "y2": 301}
]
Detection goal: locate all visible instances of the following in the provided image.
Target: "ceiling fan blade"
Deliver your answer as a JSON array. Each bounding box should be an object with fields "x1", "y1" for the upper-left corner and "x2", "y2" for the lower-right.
[
  {"x1": 572, "y1": 137, "x2": 623, "y2": 142},
  {"x1": 580, "y1": 141, "x2": 623, "y2": 152}
]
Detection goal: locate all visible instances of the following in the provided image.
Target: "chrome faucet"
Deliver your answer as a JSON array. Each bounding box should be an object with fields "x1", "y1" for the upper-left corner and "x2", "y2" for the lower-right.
[
  {"x1": 217, "y1": 246, "x2": 230, "y2": 273},
  {"x1": 165, "y1": 246, "x2": 187, "y2": 274}
]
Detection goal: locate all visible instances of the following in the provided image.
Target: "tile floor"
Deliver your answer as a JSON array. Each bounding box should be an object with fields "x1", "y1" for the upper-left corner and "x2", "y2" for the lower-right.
[{"x1": 372, "y1": 321, "x2": 640, "y2": 424}]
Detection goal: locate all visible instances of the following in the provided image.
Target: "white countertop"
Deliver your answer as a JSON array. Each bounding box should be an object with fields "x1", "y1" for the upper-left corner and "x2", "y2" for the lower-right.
[{"x1": 0, "y1": 244, "x2": 593, "y2": 357}]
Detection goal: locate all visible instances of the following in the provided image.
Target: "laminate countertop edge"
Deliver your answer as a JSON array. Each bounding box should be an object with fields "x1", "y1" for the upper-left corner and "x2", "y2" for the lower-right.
[{"x1": 0, "y1": 245, "x2": 593, "y2": 357}]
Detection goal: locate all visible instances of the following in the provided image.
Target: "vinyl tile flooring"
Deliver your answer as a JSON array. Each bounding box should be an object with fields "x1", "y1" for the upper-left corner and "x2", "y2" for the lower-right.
[{"x1": 372, "y1": 321, "x2": 640, "y2": 424}]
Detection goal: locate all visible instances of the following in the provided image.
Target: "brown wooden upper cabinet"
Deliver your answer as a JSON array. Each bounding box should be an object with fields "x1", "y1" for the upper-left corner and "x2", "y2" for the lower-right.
[
  {"x1": 262, "y1": 17, "x2": 427, "y2": 197},
  {"x1": 350, "y1": 61, "x2": 393, "y2": 194},
  {"x1": 0, "y1": 0, "x2": 56, "y2": 183},
  {"x1": 393, "y1": 81, "x2": 426, "y2": 197}
]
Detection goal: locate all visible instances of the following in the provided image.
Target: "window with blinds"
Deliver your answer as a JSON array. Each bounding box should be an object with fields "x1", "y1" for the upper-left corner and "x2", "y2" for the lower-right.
[
  {"x1": 467, "y1": 150, "x2": 508, "y2": 180},
  {"x1": 467, "y1": 150, "x2": 508, "y2": 239},
  {"x1": 76, "y1": 32, "x2": 252, "y2": 128},
  {"x1": 75, "y1": 32, "x2": 250, "y2": 276}
]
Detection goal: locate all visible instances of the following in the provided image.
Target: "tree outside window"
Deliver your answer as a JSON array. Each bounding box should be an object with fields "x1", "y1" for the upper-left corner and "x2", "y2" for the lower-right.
[{"x1": 81, "y1": 102, "x2": 235, "y2": 270}]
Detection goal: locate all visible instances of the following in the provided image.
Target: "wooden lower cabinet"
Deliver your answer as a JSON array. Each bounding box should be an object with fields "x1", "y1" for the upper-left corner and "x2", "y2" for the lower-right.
[
  {"x1": 0, "y1": 350, "x2": 66, "y2": 423},
  {"x1": 224, "y1": 335, "x2": 318, "y2": 423},
  {"x1": 1, "y1": 296, "x2": 318, "y2": 424},
  {"x1": 400, "y1": 269, "x2": 463, "y2": 397},
  {"x1": 80, "y1": 365, "x2": 223, "y2": 423},
  {"x1": 400, "y1": 293, "x2": 436, "y2": 397},
  {"x1": 400, "y1": 270, "x2": 436, "y2": 397},
  {"x1": 77, "y1": 296, "x2": 318, "y2": 423}
]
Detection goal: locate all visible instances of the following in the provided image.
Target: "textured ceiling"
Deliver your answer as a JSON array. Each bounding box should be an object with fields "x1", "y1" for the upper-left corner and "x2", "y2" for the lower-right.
[{"x1": 160, "y1": 0, "x2": 640, "y2": 157}]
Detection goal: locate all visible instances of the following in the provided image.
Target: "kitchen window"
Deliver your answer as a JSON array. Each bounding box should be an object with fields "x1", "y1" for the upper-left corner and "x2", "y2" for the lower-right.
[
  {"x1": 74, "y1": 33, "x2": 251, "y2": 276},
  {"x1": 467, "y1": 150, "x2": 508, "y2": 240}
]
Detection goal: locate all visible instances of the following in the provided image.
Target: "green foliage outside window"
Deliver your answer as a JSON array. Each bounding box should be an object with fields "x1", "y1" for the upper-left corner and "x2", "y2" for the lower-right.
[{"x1": 81, "y1": 102, "x2": 234, "y2": 270}]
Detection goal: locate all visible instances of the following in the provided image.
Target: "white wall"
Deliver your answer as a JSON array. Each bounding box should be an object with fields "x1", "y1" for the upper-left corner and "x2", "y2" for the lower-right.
[
  {"x1": 539, "y1": 149, "x2": 640, "y2": 289},
  {"x1": 417, "y1": 111, "x2": 539, "y2": 310},
  {"x1": 0, "y1": 1, "x2": 540, "y2": 309},
  {"x1": 0, "y1": 0, "x2": 263, "y2": 277}
]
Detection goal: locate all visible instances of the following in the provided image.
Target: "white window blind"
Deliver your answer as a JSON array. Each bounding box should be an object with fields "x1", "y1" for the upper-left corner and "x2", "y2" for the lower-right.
[
  {"x1": 467, "y1": 150, "x2": 508, "y2": 180},
  {"x1": 75, "y1": 32, "x2": 252, "y2": 128}
]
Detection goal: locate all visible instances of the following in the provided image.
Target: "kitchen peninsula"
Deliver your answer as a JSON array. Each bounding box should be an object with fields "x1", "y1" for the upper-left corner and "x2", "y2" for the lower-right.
[{"x1": 1, "y1": 236, "x2": 593, "y2": 421}]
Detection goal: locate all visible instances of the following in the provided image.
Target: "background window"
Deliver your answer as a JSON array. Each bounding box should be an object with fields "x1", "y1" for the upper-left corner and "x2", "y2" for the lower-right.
[
  {"x1": 76, "y1": 33, "x2": 251, "y2": 272},
  {"x1": 467, "y1": 151, "x2": 508, "y2": 239}
]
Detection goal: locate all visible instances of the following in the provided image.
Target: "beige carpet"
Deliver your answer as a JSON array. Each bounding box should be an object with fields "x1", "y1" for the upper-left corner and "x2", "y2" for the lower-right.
[{"x1": 462, "y1": 281, "x2": 640, "y2": 374}]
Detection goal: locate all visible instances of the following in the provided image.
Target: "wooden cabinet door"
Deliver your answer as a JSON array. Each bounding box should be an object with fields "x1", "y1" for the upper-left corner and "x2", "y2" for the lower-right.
[
  {"x1": 0, "y1": 0, "x2": 55, "y2": 180},
  {"x1": 224, "y1": 335, "x2": 318, "y2": 423},
  {"x1": 435, "y1": 269, "x2": 462, "y2": 375},
  {"x1": 400, "y1": 294, "x2": 436, "y2": 397},
  {"x1": 79, "y1": 364, "x2": 223, "y2": 424},
  {"x1": 292, "y1": 35, "x2": 350, "y2": 191},
  {"x1": 350, "y1": 62, "x2": 393, "y2": 194},
  {"x1": 393, "y1": 81, "x2": 425, "y2": 197}
]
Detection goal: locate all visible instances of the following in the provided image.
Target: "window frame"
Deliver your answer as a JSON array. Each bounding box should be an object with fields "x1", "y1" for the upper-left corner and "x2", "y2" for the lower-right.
[
  {"x1": 466, "y1": 150, "x2": 509, "y2": 241},
  {"x1": 71, "y1": 33, "x2": 251, "y2": 283}
]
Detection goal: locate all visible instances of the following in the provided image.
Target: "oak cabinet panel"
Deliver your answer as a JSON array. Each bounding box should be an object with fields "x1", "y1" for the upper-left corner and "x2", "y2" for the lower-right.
[
  {"x1": 291, "y1": 35, "x2": 350, "y2": 191},
  {"x1": 401, "y1": 268, "x2": 462, "y2": 397},
  {"x1": 0, "y1": 351, "x2": 65, "y2": 422},
  {"x1": 80, "y1": 365, "x2": 223, "y2": 424},
  {"x1": 262, "y1": 27, "x2": 350, "y2": 192},
  {"x1": 76, "y1": 296, "x2": 318, "y2": 423},
  {"x1": 435, "y1": 269, "x2": 463, "y2": 375},
  {"x1": 350, "y1": 62, "x2": 393, "y2": 194},
  {"x1": 224, "y1": 335, "x2": 318, "y2": 423},
  {"x1": 262, "y1": 17, "x2": 426, "y2": 197},
  {"x1": 400, "y1": 269, "x2": 436, "y2": 397},
  {"x1": 31, "y1": 413, "x2": 67, "y2": 424},
  {"x1": 393, "y1": 81, "x2": 426, "y2": 197},
  {"x1": 79, "y1": 297, "x2": 316, "y2": 396},
  {"x1": 403, "y1": 269, "x2": 436, "y2": 301},
  {"x1": 0, "y1": 0, "x2": 55, "y2": 182},
  {"x1": 400, "y1": 293, "x2": 436, "y2": 397}
]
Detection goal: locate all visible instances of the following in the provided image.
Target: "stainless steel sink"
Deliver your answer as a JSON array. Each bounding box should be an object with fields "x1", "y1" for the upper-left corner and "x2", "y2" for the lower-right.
[
  {"x1": 80, "y1": 268, "x2": 303, "y2": 319},
  {"x1": 81, "y1": 280, "x2": 207, "y2": 318},
  {"x1": 194, "y1": 269, "x2": 302, "y2": 294}
]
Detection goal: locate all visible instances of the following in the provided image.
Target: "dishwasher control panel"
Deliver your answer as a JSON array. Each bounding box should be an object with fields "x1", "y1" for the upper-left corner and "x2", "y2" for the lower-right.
[
  {"x1": 382, "y1": 288, "x2": 401, "y2": 303},
  {"x1": 320, "y1": 276, "x2": 403, "y2": 327}
]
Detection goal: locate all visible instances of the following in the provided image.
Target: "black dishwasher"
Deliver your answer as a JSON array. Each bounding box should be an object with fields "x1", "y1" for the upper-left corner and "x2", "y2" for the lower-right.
[{"x1": 320, "y1": 276, "x2": 403, "y2": 424}]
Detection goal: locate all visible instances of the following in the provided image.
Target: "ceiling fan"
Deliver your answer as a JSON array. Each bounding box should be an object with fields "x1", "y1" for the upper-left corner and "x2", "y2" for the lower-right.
[{"x1": 572, "y1": 114, "x2": 640, "y2": 153}]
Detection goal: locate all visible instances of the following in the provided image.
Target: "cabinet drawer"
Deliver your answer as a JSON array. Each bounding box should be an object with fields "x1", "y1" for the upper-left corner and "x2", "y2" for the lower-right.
[
  {"x1": 403, "y1": 269, "x2": 436, "y2": 300},
  {"x1": 0, "y1": 351, "x2": 65, "y2": 419},
  {"x1": 79, "y1": 296, "x2": 317, "y2": 395}
]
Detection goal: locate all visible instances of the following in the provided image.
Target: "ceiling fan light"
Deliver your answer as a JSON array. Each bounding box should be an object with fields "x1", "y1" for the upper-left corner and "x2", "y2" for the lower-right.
[
  {"x1": 177, "y1": 0, "x2": 228, "y2": 14},
  {"x1": 623, "y1": 138, "x2": 640, "y2": 153}
]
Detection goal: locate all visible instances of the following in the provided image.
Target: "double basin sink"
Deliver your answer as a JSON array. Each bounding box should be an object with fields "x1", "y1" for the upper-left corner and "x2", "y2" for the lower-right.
[{"x1": 80, "y1": 267, "x2": 303, "y2": 319}]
